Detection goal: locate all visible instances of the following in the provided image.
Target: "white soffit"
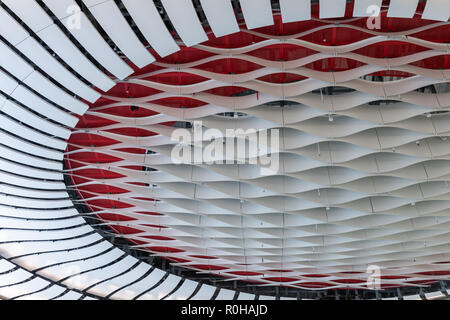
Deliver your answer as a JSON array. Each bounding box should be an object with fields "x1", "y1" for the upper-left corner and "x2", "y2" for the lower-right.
[
  {"x1": 387, "y1": 0, "x2": 419, "y2": 18},
  {"x1": 200, "y1": 0, "x2": 240, "y2": 38},
  {"x1": 422, "y1": 0, "x2": 450, "y2": 22},
  {"x1": 239, "y1": 0, "x2": 274, "y2": 29},
  {"x1": 160, "y1": 0, "x2": 208, "y2": 47},
  {"x1": 121, "y1": 0, "x2": 179, "y2": 57},
  {"x1": 42, "y1": 0, "x2": 133, "y2": 80},
  {"x1": 16, "y1": 37, "x2": 100, "y2": 102},
  {"x1": 82, "y1": 0, "x2": 155, "y2": 68},
  {"x1": 319, "y1": 0, "x2": 347, "y2": 19},
  {"x1": 279, "y1": 0, "x2": 311, "y2": 23},
  {"x1": 2, "y1": 0, "x2": 114, "y2": 92}
]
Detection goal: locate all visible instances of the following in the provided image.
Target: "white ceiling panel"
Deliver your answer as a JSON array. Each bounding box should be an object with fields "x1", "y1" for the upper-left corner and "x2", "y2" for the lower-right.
[
  {"x1": 279, "y1": 0, "x2": 311, "y2": 23},
  {"x1": 23, "y1": 72, "x2": 88, "y2": 116},
  {"x1": 5, "y1": 0, "x2": 114, "y2": 91},
  {"x1": 0, "y1": 131, "x2": 62, "y2": 161},
  {"x1": 164, "y1": 279, "x2": 197, "y2": 300},
  {"x1": 122, "y1": 0, "x2": 179, "y2": 57},
  {"x1": 10, "y1": 85, "x2": 78, "y2": 127},
  {"x1": 0, "y1": 70, "x2": 19, "y2": 96},
  {"x1": 84, "y1": 0, "x2": 155, "y2": 68},
  {"x1": 2, "y1": 0, "x2": 53, "y2": 31},
  {"x1": 43, "y1": 0, "x2": 133, "y2": 80},
  {"x1": 319, "y1": 0, "x2": 347, "y2": 18},
  {"x1": 190, "y1": 284, "x2": 216, "y2": 300},
  {"x1": 16, "y1": 38, "x2": 100, "y2": 102},
  {"x1": 1, "y1": 100, "x2": 70, "y2": 139},
  {"x1": 0, "y1": 42, "x2": 33, "y2": 81},
  {"x1": 161, "y1": 0, "x2": 208, "y2": 47},
  {"x1": 37, "y1": 24, "x2": 115, "y2": 92},
  {"x1": 0, "y1": 8, "x2": 30, "y2": 45},
  {"x1": 239, "y1": 0, "x2": 274, "y2": 29},
  {"x1": 422, "y1": 0, "x2": 450, "y2": 21},
  {"x1": 200, "y1": 0, "x2": 240, "y2": 38},
  {"x1": 387, "y1": 0, "x2": 419, "y2": 18},
  {"x1": 17, "y1": 285, "x2": 67, "y2": 300},
  {"x1": 0, "y1": 116, "x2": 66, "y2": 151}
]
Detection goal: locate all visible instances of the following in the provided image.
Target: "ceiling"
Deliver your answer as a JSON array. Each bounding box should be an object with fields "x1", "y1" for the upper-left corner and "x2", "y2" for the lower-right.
[{"x1": 0, "y1": 0, "x2": 449, "y2": 300}]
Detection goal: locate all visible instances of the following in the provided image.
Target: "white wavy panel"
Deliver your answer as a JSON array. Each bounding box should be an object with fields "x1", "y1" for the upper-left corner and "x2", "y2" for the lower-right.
[
  {"x1": 279, "y1": 0, "x2": 311, "y2": 23},
  {"x1": 121, "y1": 0, "x2": 179, "y2": 57},
  {"x1": 353, "y1": 0, "x2": 382, "y2": 17},
  {"x1": 200, "y1": 0, "x2": 240, "y2": 38},
  {"x1": 42, "y1": 0, "x2": 133, "y2": 80},
  {"x1": 422, "y1": 0, "x2": 450, "y2": 22},
  {"x1": 2, "y1": 0, "x2": 114, "y2": 92},
  {"x1": 239, "y1": 0, "x2": 274, "y2": 29},
  {"x1": 82, "y1": 0, "x2": 155, "y2": 68},
  {"x1": 319, "y1": 0, "x2": 347, "y2": 19},
  {"x1": 160, "y1": 0, "x2": 208, "y2": 47},
  {"x1": 387, "y1": 0, "x2": 419, "y2": 18}
]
